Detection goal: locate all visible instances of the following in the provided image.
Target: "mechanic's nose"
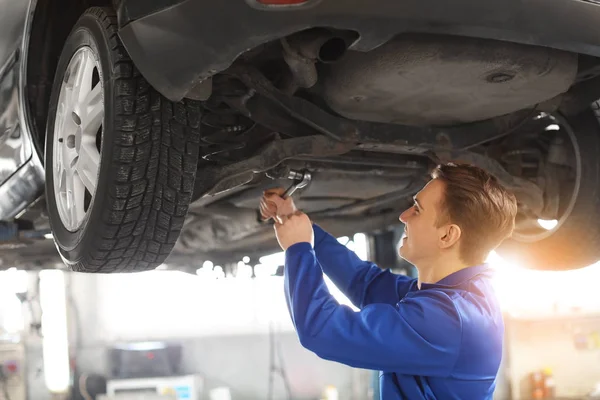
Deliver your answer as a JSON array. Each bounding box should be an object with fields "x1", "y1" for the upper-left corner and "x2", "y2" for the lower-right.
[{"x1": 399, "y1": 207, "x2": 411, "y2": 223}]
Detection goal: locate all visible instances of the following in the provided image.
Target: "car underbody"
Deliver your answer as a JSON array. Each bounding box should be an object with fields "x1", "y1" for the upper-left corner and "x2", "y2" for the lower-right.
[{"x1": 3, "y1": 0, "x2": 600, "y2": 272}]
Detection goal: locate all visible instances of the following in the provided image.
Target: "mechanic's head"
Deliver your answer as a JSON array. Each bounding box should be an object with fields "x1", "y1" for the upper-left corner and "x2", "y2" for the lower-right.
[{"x1": 399, "y1": 163, "x2": 517, "y2": 268}]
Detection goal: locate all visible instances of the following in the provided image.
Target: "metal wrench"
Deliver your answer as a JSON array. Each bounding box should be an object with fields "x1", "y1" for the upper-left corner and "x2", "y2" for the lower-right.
[{"x1": 282, "y1": 170, "x2": 312, "y2": 198}]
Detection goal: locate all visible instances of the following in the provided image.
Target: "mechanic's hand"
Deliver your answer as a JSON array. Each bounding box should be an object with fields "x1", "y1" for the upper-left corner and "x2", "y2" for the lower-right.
[
  {"x1": 260, "y1": 188, "x2": 298, "y2": 223},
  {"x1": 274, "y1": 212, "x2": 314, "y2": 251}
]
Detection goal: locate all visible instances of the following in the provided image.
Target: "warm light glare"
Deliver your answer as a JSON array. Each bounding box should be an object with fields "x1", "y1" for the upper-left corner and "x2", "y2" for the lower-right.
[
  {"x1": 488, "y1": 251, "x2": 600, "y2": 316},
  {"x1": 197, "y1": 234, "x2": 599, "y2": 318},
  {"x1": 537, "y1": 219, "x2": 558, "y2": 230}
]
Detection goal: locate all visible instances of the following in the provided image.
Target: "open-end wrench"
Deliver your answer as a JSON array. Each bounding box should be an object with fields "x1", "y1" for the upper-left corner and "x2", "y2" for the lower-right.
[{"x1": 282, "y1": 170, "x2": 312, "y2": 198}]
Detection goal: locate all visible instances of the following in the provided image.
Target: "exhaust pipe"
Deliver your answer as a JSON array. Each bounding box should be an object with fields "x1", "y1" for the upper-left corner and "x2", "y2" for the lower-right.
[{"x1": 282, "y1": 29, "x2": 348, "y2": 89}]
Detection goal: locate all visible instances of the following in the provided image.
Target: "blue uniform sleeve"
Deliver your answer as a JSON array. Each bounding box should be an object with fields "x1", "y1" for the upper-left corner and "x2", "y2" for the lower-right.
[
  {"x1": 285, "y1": 243, "x2": 462, "y2": 376},
  {"x1": 313, "y1": 224, "x2": 414, "y2": 308}
]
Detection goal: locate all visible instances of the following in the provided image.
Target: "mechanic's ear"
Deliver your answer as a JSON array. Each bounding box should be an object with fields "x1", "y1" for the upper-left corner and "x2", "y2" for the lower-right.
[{"x1": 439, "y1": 224, "x2": 461, "y2": 249}]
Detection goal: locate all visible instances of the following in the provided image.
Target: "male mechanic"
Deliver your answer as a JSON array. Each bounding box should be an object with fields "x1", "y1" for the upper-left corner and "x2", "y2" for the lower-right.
[{"x1": 260, "y1": 163, "x2": 518, "y2": 400}]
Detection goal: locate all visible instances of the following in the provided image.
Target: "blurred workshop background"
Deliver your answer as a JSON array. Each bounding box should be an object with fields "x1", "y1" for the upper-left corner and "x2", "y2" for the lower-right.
[{"x1": 1, "y1": 229, "x2": 600, "y2": 400}]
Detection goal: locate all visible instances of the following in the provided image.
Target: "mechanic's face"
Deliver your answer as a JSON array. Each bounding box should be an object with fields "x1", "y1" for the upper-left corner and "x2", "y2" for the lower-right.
[{"x1": 398, "y1": 179, "x2": 447, "y2": 265}]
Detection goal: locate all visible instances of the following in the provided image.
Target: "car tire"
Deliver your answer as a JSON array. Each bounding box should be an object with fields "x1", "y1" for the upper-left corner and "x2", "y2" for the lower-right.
[
  {"x1": 44, "y1": 7, "x2": 201, "y2": 272},
  {"x1": 496, "y1": 104, "x2": 600, "y2": 270}
]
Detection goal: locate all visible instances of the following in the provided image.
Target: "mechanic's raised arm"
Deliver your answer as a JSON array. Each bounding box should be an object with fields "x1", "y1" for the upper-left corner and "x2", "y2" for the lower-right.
[
  {"x1": 284, "y1": 243, "x2": 461, "y2": 375},
  {"x1": 260, "y1": 189, "x2": 412, "y2": 307},
  {"x1": 312, "y1": 223, "x2": 413, "y2": 308}
]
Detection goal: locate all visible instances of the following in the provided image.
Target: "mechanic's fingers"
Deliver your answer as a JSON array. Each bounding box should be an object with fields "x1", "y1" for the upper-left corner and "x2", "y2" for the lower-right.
[
  {"x1": 259, "y1": 202, "x2": 269, "y2": 220},
  {"x1": 264, "y1": 193, "x2": 285, "y2": 206},
  {"x1": 264, "y1": 193, "x2": 297, "y2": 212},
  {"x1": 264, "y1": 196, "x2": 287, "y2": 216},
  {"x1": 259, "y1": 200, "x2": 277, "y2": 220},
  {"x1": 264, "y1": 188, "x2": 286, "y2": 197},
  {"x1": 260, "y1": 200, "x2": 275, "y2": 217},
  {"x1": 260, "y1": 197, "x2": 278, "y2": 213},
  {"x1": 262, "y1": 190, "x2": 299, "y2": 224},
  {"x1": 259, "y1": 198, "x2": 269, "y2": 212}
]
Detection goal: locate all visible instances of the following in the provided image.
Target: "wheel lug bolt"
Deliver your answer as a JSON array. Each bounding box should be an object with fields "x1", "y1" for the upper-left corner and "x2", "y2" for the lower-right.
[{"x1": 66, "y1": 135, "x2": 76, "y2": 149}]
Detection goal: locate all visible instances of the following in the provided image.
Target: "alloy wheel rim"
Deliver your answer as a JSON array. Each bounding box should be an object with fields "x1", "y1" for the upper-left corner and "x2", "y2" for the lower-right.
[{"x1": 52, "y1": 46, "x2": 104, "y2": 232}]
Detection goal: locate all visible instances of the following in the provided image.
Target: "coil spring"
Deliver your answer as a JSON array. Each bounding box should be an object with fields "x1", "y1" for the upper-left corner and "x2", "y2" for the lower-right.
[
  {"x1": 200, "y1": 125, "x2": 249, "y2": 162},
  {"x1": 200, "y1": 101, "x2": 253, "y2": 162}
]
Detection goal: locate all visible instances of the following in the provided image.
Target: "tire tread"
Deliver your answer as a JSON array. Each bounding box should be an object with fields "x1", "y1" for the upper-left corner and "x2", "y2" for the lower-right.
[{"x1": 69, "y1": 7, "x2": 200, "y2": 273}]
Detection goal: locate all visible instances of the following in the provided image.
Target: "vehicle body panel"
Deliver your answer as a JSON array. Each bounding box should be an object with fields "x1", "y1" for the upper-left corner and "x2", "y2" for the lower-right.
[
  {"x1": 0, "y1": 54, "x2": 31, "y2": 186},
  {"x1": 0, "y1": 0, "x2": 31, "y2": 188},
  {"x1": 0, "y1": 0, "x2": 44, "y2": 220}
]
